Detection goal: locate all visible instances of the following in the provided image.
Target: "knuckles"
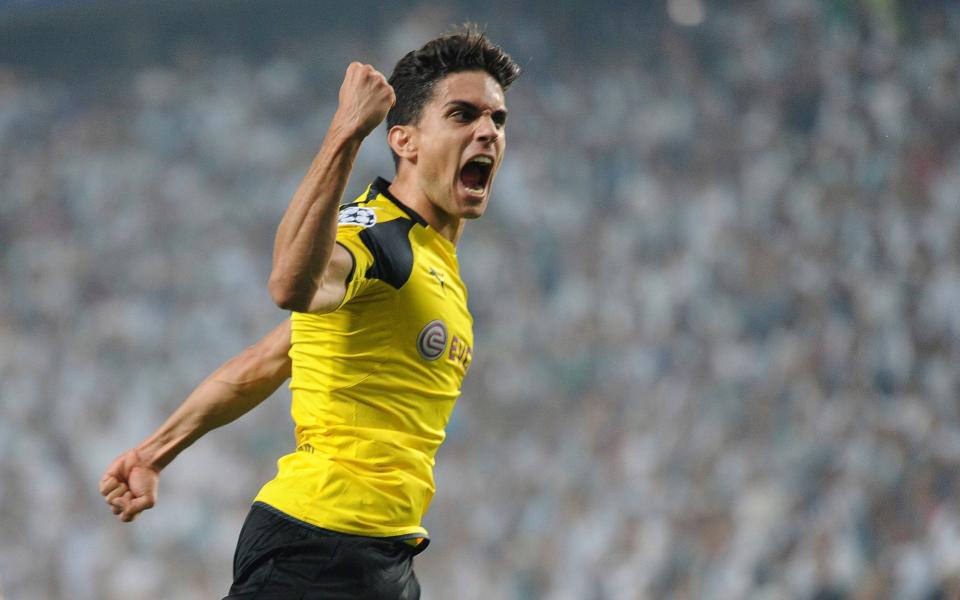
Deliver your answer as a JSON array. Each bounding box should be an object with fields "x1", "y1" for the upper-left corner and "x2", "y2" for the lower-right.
[{"x1": 345, "y1": 62, "x2": 390, "y2": 92}]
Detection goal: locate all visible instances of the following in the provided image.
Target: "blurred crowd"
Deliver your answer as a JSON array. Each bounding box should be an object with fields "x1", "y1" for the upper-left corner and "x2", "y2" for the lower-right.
[{"x1": 2, "y1": 0, "x2": 960, "y2": 598}]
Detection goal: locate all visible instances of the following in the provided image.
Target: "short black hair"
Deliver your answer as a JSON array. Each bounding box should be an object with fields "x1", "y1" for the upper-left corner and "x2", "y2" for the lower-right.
[{"x1": 386, "y1": 25, "x2": 521, "y2": 167}]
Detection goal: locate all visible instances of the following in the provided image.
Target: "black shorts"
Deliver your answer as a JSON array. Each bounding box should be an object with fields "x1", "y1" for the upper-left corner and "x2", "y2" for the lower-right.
[{"x1": 223, "y1": 503, "x2": 421, "y2": 600}]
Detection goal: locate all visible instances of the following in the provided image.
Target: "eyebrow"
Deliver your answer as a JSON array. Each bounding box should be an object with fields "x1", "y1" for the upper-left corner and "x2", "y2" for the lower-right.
[{"x1": 444, "y1": 100, "x2": 508, "y2": 119}]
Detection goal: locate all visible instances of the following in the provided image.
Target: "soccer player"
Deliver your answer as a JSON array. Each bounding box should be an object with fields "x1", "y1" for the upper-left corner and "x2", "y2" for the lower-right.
[{"x1": 99, "y1": 28, "x2": 519, "y2": 599}]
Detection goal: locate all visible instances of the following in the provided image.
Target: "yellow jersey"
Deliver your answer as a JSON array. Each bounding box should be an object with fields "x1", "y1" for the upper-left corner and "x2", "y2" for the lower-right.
[{"x1": 255, "y1": 178, "x2": 474, "y2": 548}]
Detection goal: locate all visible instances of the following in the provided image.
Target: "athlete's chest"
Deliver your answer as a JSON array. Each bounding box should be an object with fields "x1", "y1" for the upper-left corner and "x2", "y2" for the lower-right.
[{"x1": 399, "y1": 236, "x2": 474, "y2": 377}]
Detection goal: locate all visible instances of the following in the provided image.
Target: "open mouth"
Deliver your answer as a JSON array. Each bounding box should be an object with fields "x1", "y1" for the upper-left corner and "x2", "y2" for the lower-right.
[{"x1": 459, "y1": 155, "x2": 493, "y2": 195}]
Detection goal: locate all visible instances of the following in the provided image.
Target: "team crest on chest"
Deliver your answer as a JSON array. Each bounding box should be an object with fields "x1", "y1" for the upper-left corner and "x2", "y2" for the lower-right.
[
  {"x1": 338, "y1": 206, "x2": 377, "y2": 228},
  {"x1": 417, "y1": 320, "x2": 447, "y2": 361}
]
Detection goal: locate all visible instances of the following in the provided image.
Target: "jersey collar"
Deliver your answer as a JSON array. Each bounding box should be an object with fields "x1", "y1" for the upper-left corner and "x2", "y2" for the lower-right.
[
  {"x1": 372, "y1": 177, "x2": 457, "y2": 255},
  {"x1": 371, "y1": 177, "x2": 427, "y2": 227}
]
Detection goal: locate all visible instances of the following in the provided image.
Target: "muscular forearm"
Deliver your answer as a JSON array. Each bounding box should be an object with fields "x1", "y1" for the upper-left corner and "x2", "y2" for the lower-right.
[
  {"x1": 136, "y1": 377, "x2": 267, "y2": 471},
  {"x1": 136, "y1": 324, "x2": 291, "y2": 471},
  {"x1": 268, "y1": 124, "x2": 363, "y2": 311},
  {"x1": 269, "y1": 62, "x2": 394, "y2": 312}
]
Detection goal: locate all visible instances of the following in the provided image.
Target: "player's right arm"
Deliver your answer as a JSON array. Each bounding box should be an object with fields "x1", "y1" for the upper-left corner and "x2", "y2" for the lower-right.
[
  {"x1": 268, "y1": 62, "x2": 395, "y2": 314},
  {"x1": 98, "y1": 320, "x2": 291, "y2": 522}
]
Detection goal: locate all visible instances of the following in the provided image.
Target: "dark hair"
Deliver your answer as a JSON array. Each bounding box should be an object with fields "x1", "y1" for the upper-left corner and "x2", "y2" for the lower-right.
[{"x1": 386, "y1": 26, "x2": 521, "y2": 166}]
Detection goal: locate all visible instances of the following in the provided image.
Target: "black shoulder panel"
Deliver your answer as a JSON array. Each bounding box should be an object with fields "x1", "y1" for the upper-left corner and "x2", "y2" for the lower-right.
[{"x1": 359, "y1": 218, "x2": 416, "y2": 289}]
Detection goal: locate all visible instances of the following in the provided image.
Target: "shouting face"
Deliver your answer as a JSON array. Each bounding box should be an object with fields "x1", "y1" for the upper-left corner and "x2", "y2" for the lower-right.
[{"x1": 397, "y1": 70, "x2": 508, "y2": 222}]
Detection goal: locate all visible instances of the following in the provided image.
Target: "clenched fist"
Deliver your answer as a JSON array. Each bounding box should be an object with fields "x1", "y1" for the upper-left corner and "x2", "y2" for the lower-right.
[
  {"x1": 333, "y1": 62, "x2": 396, "y2": 139},
  {"x1": 99, "y1": 447, "x2": 159, "y2": 522}
]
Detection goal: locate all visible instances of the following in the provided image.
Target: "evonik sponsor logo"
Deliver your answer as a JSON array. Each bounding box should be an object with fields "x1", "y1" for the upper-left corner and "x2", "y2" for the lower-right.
[{"x1": 416, "y1": 320, "x2": 447, "y2": 361}]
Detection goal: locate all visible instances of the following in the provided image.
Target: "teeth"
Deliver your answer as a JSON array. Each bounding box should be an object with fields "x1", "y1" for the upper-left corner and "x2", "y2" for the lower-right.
[{"x1": 470, "y1": 156, "x2": 493, "y2": 166}]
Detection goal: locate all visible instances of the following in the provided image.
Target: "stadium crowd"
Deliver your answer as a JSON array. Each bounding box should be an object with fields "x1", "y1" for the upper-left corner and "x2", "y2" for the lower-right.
[{"x1": 2, "y1": 1, "x2": 960, "y2": 598}]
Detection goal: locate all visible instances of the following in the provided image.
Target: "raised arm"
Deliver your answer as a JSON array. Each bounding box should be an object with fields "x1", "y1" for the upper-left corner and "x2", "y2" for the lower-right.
[
  {"x1": 268, "y1": 62, "x2": 395, "y2": 313},
  {"x1": 99, "y1": 320, "x2": 292, "y2": 522}
]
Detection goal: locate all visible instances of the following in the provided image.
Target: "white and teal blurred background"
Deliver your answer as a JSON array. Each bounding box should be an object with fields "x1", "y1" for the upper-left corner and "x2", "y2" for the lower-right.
[{"x1": 2, "y1": 1, "x2": 960, "y2": 598}]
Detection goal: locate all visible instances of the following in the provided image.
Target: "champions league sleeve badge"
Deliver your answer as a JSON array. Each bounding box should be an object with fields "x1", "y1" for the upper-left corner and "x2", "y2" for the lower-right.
[{"x1": 338, "y1": 206, "x2": 377, "y2": 228}]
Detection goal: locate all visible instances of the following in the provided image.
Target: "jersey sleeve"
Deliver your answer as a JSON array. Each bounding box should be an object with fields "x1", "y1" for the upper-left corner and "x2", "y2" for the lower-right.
[
  {"x1": 334, "y1": 223, "x2": 375, "y2": 308},
  {"x1": 332, "y1": 202, "x2": 416, "y2": 308}
]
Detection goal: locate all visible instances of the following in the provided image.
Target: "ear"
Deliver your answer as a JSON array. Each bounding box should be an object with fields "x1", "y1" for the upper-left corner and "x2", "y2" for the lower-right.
[{"x1": 387, "y1": 125, "x2": 418, "y2": 163}]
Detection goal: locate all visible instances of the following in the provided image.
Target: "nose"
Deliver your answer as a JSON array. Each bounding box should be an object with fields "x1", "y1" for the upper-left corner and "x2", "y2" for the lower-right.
[{"x1": 475, "y1": 114, "x2": 500, "y2": 144}]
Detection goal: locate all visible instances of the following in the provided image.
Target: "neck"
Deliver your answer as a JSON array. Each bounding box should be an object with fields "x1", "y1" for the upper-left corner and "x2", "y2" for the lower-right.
[{"x1": 388, "y1": 173, "x2": 463, "y2": 244}]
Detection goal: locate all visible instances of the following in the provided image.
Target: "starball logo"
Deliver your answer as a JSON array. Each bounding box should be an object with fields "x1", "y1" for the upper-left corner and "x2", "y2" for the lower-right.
[{"x1": 338, "y1": 206, "x2": 377, "y2": 228}]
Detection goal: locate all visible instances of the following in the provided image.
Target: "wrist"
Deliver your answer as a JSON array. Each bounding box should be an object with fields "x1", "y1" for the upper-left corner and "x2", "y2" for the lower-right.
[
  {"x1": 136, "y1": 435, "x2": 175, "y2": 472},
  {"x1": 328, "y1": 110, "x2": 373, "y2": 145}
]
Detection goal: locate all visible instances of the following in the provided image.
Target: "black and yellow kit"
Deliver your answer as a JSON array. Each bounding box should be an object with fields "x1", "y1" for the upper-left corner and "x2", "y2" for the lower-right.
[
  {"x1": 254, "y1": 178, "x2": 474, "y2": 548},
  {"x1": 225, "y1": 503, "x2": 421, "y2": 599}
]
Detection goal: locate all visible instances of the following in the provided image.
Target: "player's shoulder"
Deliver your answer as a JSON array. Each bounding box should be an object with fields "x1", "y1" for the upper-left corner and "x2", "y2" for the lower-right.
[
  {"x1": 338, "y1": 177, "x2": 425, "y2": 230},
  {"x1": 339, "y1": 178, "x2": 426, "y2": 289}
]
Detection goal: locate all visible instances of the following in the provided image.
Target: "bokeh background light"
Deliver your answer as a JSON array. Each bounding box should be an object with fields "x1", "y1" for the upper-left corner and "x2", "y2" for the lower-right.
[{"x1": 2, "y1": 1, "x2": 960, "y2": 598}]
